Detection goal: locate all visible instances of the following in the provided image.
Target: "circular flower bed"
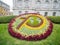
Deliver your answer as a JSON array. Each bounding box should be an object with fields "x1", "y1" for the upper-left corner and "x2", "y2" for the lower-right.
[{"x1": 8, "y1": 13, "x2": 53, "y2": 41}]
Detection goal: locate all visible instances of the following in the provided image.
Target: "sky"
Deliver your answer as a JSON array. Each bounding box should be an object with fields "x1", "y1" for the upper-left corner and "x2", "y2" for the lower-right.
[{"x1": 1, "y1": 0, "x2": 13, "y2": 11}]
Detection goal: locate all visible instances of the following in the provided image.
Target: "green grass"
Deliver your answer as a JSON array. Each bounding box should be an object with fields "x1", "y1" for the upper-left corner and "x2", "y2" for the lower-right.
[
  {"x1": 27, "y1": 16, "x2": 41, "y2": 26},
  {"x1": 0, "y1": 23, "x2": 60, "y2": 45}
]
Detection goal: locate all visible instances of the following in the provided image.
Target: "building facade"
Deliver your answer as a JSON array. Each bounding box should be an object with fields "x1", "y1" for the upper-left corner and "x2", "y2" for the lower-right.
[
  {"x1": 0, "y1": 1, "x2": 10, "y2": 16},
  {"x1": 13, "y1": 0, "x2": 60, "y2": 16}
]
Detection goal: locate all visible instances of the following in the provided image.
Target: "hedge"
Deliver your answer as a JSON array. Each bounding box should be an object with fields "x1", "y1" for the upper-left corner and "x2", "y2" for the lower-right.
[
  {"x1": 48, "y1": 16, "x2": 60, "y2": 24},
  {"x1": 0, "y1": 16, "x2": 60, "y2": 24},
  {"x1": 0, "y1": 16, "x2": 16, "y2": 23}
]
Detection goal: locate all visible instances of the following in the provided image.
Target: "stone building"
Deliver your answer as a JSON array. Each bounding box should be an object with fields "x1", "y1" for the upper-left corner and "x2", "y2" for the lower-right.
[
  {"x1": 0, "y1": 1, "x2": 10, "y2": 16},
  {"x1": 13, "y1": 0, "x2": 60, "y2": 16}
]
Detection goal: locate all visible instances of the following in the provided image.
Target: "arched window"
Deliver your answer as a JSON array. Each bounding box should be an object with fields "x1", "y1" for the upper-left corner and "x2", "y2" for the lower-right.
[
  {"x1": 45, "y1": 0, "x2": 49, "y2": 3},
  {"x1": 54, "y1": 0, "x2": 58, "y2": 3},
  {"x1": 36, "y1": 0, "x2": 41, "y2": 3},
  {"x1": 53, "y1": 12, "x2": 56, "y2": 16},
  {"x1": 44, "y1": 12, "x2": 48, "y2": 16},
  {"x1": 37, "y1": 0, "x2": 41, "y2": 2},
  {"x1": 24, "y1": 0, "x2": 29, "y2": 2},
  {"x1": 37, "y1": 12, "x2": 40, "y2": 14},
  {"x1": 25, "y1": 11, "x2": 28, "y2": 13},
  {"x1": 18, "y1": 0, "x2": 22, "y2": 2},
  {"x1": 19, "y1": 11, "x2": 22, "y2": 14}
]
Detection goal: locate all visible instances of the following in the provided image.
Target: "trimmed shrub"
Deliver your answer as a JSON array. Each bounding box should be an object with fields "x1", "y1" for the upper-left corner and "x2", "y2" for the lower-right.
[
  {"x1": 48, "y1": 16, "x2": 60, "y2": 24},
  {"x1": 0, "y1": 16, "x2": 16, "y2": 23},
  {"x1": 0, "y1": 16, "x2": 60, "y2": 24}
]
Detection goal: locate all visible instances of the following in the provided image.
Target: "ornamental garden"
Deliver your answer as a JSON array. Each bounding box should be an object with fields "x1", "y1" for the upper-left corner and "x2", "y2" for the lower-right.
[
  {"x1": 0, "y1": 13, "x2": 60, "y2": 45},
  {"x1": 8, "y1": 13, "x2": 53, "y2": 41}
]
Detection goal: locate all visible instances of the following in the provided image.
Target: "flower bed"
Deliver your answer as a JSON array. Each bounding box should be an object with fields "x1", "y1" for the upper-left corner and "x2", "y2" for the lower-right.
[{"x1": 8, "y1": 13, "x2": 53, "y2": 41}]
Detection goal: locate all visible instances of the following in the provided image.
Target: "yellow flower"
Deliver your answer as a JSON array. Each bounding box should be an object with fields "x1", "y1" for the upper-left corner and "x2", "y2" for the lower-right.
[{"x1": 19, "y1": 14, "x2": 48, "y2": 30}]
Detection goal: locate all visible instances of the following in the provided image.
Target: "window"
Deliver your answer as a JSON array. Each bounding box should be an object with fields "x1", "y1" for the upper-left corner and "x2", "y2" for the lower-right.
[
  {"x1": 53, "y1": 12, "x2": 56, "y2": 16},
  {"x1": 18, "y1": 0, "x2": 22, "y2": 2},
  {"x1": 19, "y1": 11, "x2": 22, "y2": 14},
  {"x1": 44, "y1": 12, "x2": 48, "y2": 16},
  {"x1": 24, "y1": 0, "x2": 29, "y2": 8},
  {"x1": 45, "y1": 0, "x2": 49, "y2": 3},
  {"x1": 54, "y1": 0, "x2": 58, "y2": 3},
  {"x1": 24, "y1": 5, "x2": 29, "y2": 8},
  {"x1": 53, "y1": 5, "x2": 56, "y2": 9},
  {"x1": 36, "y1": 0, "x2": 41, "y2": 4},
  {"x1": 37, "y1": 12, "x2": 40, "y2": 14},
  {"x1": 25, "y1": 11, "x2": 28, "y2": 13},
  {"x1": 37, "y1": 0, "x2": 41, "y2": 2},
  {"x1": 24, "y1": 0, "x2": 29, "y2": 2}
]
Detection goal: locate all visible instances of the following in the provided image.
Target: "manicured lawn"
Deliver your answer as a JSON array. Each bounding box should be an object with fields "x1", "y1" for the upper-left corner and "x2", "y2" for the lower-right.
[{"x1": 0, "y1": 23, "x2": 60, "y2": 45}]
